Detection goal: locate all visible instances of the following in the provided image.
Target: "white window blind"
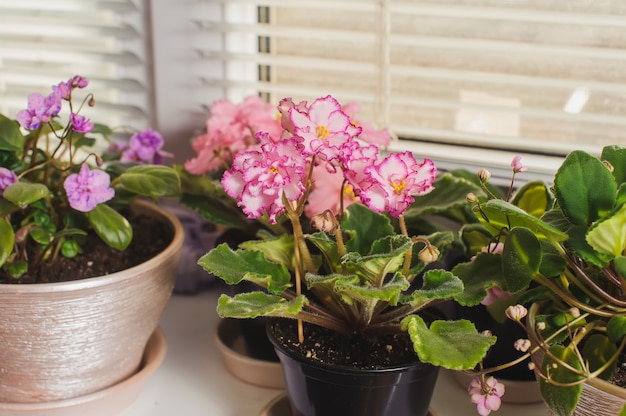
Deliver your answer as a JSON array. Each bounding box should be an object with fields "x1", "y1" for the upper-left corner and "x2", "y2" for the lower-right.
[
  {"x1": 0, "y1": 0, "x2": 152, "y2": 131},
  {"x1": 193, "y1": 0, "x2": 626, "y2": 181}
]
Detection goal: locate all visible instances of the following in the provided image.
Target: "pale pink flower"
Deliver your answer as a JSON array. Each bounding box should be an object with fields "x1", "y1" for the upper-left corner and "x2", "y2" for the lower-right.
[
  {"x1": 505, "y1": 304, "x2": 528, "y2": 321},
  {"x1": 481, "y1": 286, "x2": 510, "y2": 306},
  {"x1": 221, "y1": 134, "x2": 306, "y2": 224},
  {"x1": 360, "y1": 152, "x2": 436, "y2": 218},
  {"x1": 0, "y1": 168, "x2": 18, "y2": 194},
  {"x1": 468, "y1": 376, "x2": 505, "y2": 416},
  {"x1": 305, "y1": 163, "x2": 360, "y2": 218},
  {"x1": 511, "y1": 156, "x2": 527, "y2": 173},
  {"x1": 341, "y1": 102, "x2": 391, "y2": 148},
  {"x1": 514, "y1": 338, "x2": 531, "y2": 352},
  {"x1": 289, "y1": 95, "x2": 351, "y2": 161}
]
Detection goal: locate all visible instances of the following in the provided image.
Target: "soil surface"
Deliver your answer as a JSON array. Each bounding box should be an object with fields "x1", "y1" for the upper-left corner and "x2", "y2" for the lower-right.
[
  {"x1": 610, "y1": 353, "x2": 626, "y2": 387},
  {"x1": 1, "y1": 211, "x2": 173, "y2": 284},
  {"x1": 268, "y1": 319, "x2": 420, "y2": 369}
]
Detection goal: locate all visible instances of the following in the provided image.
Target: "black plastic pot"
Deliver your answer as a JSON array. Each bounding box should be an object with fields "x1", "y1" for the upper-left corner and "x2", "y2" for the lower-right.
[{"x1": 267, "y1": 321, "x2": 439, "y2": 416}]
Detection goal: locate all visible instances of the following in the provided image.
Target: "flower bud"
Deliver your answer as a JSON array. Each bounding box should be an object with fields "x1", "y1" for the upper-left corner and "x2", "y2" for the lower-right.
[
  {"x1": 505, "y1": 304, "x2": 527, "y2": 321},
  {"x1": 568, "y1": 307, "x2": 580, "y2": 318},
  {"x1": 511, "y1": 156, "x2": 527, "y2": 173},
  {"x1": 528, "y1": 362, "x2": 536, "y2": 371},
  {"x1": 536, "y1": 322, "x2": 546, "y2": 331},
  {"x1": 477, "y1": 168, "x2": 491, "y2": 183},
  {"x1": 417, "y1": 244, "x2": 440, "y2": 264},
  {"x1": 514, "y1": 338, "x2": 531, "y2": 352},
  {"x1": 310, "y1": 210, "x2": 337, "y2": 233},
  {"x1": 482, "y1": 330, "x2": 493, "y2": 337},
  {"x1": 466, "y1": 192, "x2": 479, "y2": 203}
]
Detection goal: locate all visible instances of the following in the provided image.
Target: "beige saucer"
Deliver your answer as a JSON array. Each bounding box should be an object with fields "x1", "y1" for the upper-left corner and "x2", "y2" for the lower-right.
[
  {"x1": 0, "y1": 329, "x2": 167, "y2": 416},
  {"x1": 214, "y1": 319, "x2": 285, "y2": 389}
]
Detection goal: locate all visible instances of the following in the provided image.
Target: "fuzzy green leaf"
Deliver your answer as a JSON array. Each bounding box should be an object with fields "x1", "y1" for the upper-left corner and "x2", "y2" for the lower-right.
[
  {"x1": 405, "y1": 269, "x2": 464, "y2": 306},
  {"x1": 0, "y1": 114, "x2": 24, "y2": 152},
  {"x1": 451, "y1": 253, "x2": 503, "y2": 306},
  {"x1": 601, "y1": 145, "x2": 626, "y2": 187},
  {"x1": 401, "y1": 315, "x2": 496, "y2": 370},
  {"x1": 335, "y1": 272, "x2": 410, "y2": 306},
  {"x1": 2, "y1": 182, "x2": 49, "y2": 207},
  {"x1": 198, "y1": 243, "x2": 292, "y2": 294},
  {"x1": 615, "y1": 256, "x2": 626, "y2": 280},
  {"x1": 540, "y1": 345, "x2": 584, "y2": 416},
  {"x1": 404, "y1": 173, "x2": 484, "y2": 218},
  {"x1": 0, "y1": 218, "x2": 14, "y2": 267},
  {"x1": 582, "y1": 333, "x2": 617, "y2": 380},
  {"x1": 459, "y1": 223, "x2": 493, "y2": 257},
  {"x1": 554, "y1": 150, "x2": 616, "y2": 225},
  {"x1": 240, "y1": 234, "x2": 295, "y2": 271},
  {"x1": 86, "y1": 203, "x2": 133, "y2": 251},
  {"x1": 342, "y1": 235, "x2": 411, "y2": 284},
  {"x1": 342, "y1": 203, "x2": 394, "y2": 255},
  {"x1": 587, "y1": 204, "x2": 626, "y2": 257},
  {"x1": 216, "y1": 292, "x2": 305, "y2": 319},
  {"x1": 118, "y1": 165, "x2": 181, "y2": 197}
]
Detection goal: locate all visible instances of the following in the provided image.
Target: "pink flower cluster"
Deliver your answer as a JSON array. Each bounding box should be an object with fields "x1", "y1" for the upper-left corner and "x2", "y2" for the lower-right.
[
  {"x1": 220, "y1": 95, "x2": 436, "y2": 223},
  {"x1": 468, "y1": 376, "x2": 505, "y2": 416}
]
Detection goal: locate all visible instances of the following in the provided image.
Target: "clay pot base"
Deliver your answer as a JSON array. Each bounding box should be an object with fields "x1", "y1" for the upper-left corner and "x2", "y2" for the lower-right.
[
  {"x1": 214, "y1": 319, "x2": 285, "y2": 389},
  {"x1": 259, "y1": 392, "x2": 438, "y2": 416},
  {"x1": 0, "y1": 329, "x2": 167, "y2": 416}
]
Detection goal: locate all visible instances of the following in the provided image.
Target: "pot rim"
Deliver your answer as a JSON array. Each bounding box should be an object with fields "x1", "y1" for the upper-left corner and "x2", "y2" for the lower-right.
[{"x1": 0, "y1": 199, "x2": 184, "y2": 293}]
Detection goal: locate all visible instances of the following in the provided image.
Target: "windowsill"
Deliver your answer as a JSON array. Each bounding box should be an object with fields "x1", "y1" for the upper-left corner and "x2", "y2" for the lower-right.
[{"x1": 117, "y1": 283, "x2": 551, "y2": 415}]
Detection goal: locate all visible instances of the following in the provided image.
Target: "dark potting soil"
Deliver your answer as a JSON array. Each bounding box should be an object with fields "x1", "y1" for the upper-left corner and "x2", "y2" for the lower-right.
[
  {"x1": 609, "y1": 353, "x2": 626, "y2": 388},
  {"x1": 269, "y1": 319, "x2": 419, "y2": 369},
  {"x1": 0, "y1": 211, "x2": 173, "y2": 284}
]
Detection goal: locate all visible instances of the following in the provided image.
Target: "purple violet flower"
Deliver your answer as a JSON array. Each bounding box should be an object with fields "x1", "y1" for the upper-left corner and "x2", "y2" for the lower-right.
[
  {"x1": 121, "y1": 129, "x2": 172, "y2": 164},
  {"x1": 70, "y1": 113, "x2": 94, "y2": 133},
  {"x1": 63, "y1": 164, "x2": 115, "y2": 212},
  {"x1": 0, "y1": 168, "x2": 18, "y2": 195},
  {"x1": 16, "y1": 92, "x2": 62, "y2": 130}
]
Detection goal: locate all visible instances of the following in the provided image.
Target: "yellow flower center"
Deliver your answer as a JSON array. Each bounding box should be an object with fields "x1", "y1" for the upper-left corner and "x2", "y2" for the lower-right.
[
  {"x1": 391, "y1": 180, "x2": 406, "y2": 194},
  {"x1": 343, "y1": 184, "x2": 356, "y2": 200},
  {"x1": 316, "y1": 125, "x2": 329, "y2": 139},
  {"x1": 269, "y1": 166, "x2": 279, "y2": 174},
  {"x1": 350, "y1": 120, "x2": 359, "y2": 129}
]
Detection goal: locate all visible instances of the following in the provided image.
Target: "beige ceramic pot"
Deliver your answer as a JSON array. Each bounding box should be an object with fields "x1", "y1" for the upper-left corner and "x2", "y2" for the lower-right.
[
  {"x1": 0, "y1": 199, "x2": 183, "y2": 403},
  {"x1": 573, "y1": 378, "x2": 626, "y2": 416}
]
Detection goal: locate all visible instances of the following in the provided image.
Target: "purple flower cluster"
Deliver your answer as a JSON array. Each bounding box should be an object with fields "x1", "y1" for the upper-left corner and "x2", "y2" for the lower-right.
[{"x1": 16, "y1": 75, "x2": 91, "y2": 132}]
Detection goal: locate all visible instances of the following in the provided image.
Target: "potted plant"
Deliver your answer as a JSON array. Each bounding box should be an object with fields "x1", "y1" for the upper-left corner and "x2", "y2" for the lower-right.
[
  {"x1": 457, "y1": 145, "x2": 626, "y2": 415},
  {"x1": 196, "y1": 94, "x2": 512, "y2": 416},
  {"x1": 0, "y1": 76, "x2": 183, "y2": 408}
]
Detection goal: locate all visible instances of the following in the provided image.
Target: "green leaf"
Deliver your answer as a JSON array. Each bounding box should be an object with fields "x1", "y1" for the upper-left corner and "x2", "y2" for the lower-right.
[
  {"x1": 216, "y1": 292, "x2": 306, "y2": 319},
  {"x1": 501, "y1": 227, "x2": 541, "y2": 293},
  {"x1": 586, "y1": 204, "x2": 626, "y2": 257},
  {"x1": 540, "y1": 345, "x2": 584, "y2": 416},
  {"x1": 61, "y1": 238, "x2": 82, "y2": 258},
  {"x1": 601, "y1": 145, "x2": 626, "y2": 187},
  {"x1": 2, "y1": 261, "x2": 27, "y2": 279},
  {"x1": 240, "y1": 234, "x2": 295, "y2": 271},
  {"x1": 511, "y1": 180, "x2": 552, "y2": 218},
  {"x1": 2, "y1": 182, "x2": 49, "y2": 207},
  {"x1": 405, "y1": 269, "x2": 464, "y2": 306},
  {"x1": 85, "y1": 203, "x2": 133, "y2": 251},
  {"x1": 334, "y1": 272, "x2": 410, "y2": 306},
  {"x1": 0, "y1": 114, "x2": 25, "y2": 152},
  {"x1": 477, "y1": 199, "x2": 568, "y2": 242},
  {"x1": 554, "y1": 150, "x2": 616, "y2": 225},
  {"x1": 452, "y1": 253, "x2": 503, "y2": 306},
  {"x1": 0, "y1": 218, "x2": 14, "y2": 267},
  {"x1": 342, "y1": 235, "x2": 411, "y2": 284},
  {"x1": 404, "y1": 173, "x2": 484, "y2": 218},
  {"x1": 118, "y1": 165, "x2": 181, "y2": 197},
  {"x1": 198, "y1": 243, "x2": 292, "y2": 294},
  {"x1": 459, "y1": 223, "x2": 493, "y2": 256},
  {"x1": 401, "y1": 315, "x2": 496, "y2": 370},
  {"x1": 582, "y1": 333, "x2": 617, "y2": 380},
  {"x1": 608, "y1": 315, "x2": 626, "y2": 343},
  {"x1": 179, "y1": 193, "x2": 248, "y2": 228},
  {"x1": 342, "y1": 203, "x2": 394, "y2": 254},
  {"x1": 615, "y1": 256, "x2": 626, "y2": 280}
]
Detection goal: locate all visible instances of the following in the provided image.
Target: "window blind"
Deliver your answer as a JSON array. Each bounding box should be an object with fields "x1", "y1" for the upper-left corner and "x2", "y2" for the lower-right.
[
  {"x1": 0, "y1": 0, "x2": 152, "y2": 131},
  {"x1": 194, "y1": 0, "x2": 626, "y2": 181}
]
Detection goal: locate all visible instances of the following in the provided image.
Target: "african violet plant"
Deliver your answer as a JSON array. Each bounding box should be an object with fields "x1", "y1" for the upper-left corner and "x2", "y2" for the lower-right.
[
  {"x1": 0, "y1": 75, "x2": 180, "y2": 281},
  {"x1": 456, "y1": 146, "x2": 626, "y2": 415},
  {"x1": 197, "y1": 94, "x2": 501, "y2": 383}
]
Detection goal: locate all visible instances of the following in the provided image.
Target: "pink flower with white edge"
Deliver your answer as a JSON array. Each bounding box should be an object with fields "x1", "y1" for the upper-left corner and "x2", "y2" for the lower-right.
[
  {"x1": 63, "y1": 164, "x2": 115, "y2": 213},
  {"x1": 340, "y1": 139, "x2": 380, "y2": 193},
  {"x1": 468, "y1": 376, "x2": 505, "y2": 416},
  {"x1": 289, "y1": 95, "x2": 351, "y2": 161},
  {"x1": 222, "y1": 133, "x2": 307, "y2": 224},
  {"x1": 360, "y1": 152, "x2": 436, "y2": 218}
]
